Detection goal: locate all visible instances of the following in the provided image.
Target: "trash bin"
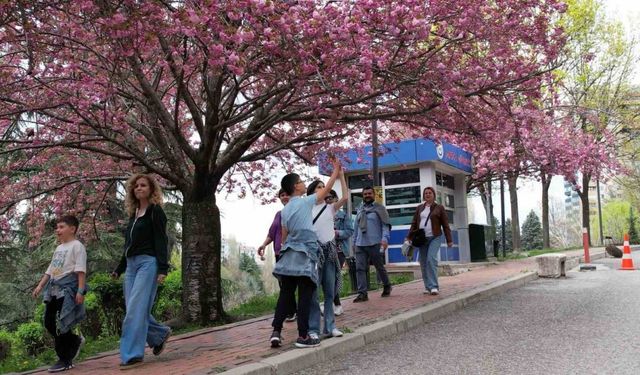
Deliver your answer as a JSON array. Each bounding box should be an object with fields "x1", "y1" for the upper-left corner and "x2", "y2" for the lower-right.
[
  {"x1": 347, "y1": 257, "x2": 358, "y2": 291},
  {"x1": 469, "y1": 224, "x2": 488, "y2": 261}
]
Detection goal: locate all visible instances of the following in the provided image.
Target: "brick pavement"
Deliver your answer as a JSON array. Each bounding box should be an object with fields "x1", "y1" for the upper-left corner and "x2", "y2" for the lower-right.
[{"x1": 23, "y1": 249, "x2": 600, "y2": 375}]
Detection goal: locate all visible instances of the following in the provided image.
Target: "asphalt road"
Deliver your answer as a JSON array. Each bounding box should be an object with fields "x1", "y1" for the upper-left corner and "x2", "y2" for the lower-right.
[{"x1": 297, "y1": 253, "x2": 640, "y2": 375}]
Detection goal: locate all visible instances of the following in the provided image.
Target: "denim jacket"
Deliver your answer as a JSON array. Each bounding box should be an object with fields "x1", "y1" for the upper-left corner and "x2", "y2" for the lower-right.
[
  {"x1": 43, "y1": 273, "x2": 86, "y2": 334},
  {"x1": 334, "y1": 210, "x2": 354, "y2": 257}
]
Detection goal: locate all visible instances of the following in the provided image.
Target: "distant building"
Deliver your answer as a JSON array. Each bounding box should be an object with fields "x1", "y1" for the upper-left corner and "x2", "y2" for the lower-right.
[{"x1": 564, "y1": 176, "x2": 621, "y2": 217}]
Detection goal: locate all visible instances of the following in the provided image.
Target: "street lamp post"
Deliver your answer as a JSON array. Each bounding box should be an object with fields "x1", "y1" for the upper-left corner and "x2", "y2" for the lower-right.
[
  {"x1": 597, "y1": 178, "x2": 604, "y2": 246},
  {"x1": 500, "y1": 177, "x2": 506, "y2": 258}
]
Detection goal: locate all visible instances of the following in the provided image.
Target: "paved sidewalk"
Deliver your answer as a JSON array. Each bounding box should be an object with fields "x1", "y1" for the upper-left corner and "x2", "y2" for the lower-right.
[{"x1": 22, "y1": 248, "x2": 603, "y2": 375}]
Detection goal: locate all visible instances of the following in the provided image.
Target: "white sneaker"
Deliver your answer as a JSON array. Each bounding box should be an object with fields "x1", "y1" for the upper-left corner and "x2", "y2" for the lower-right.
[
  {"x1": 423, "y1": 289, "x2": 431, "y2": 295},
  {"x1": 331, "y1": 328, "x2": 343, "y2": 337},
  {"x1": 334, "y1": 304, "x2": 343, "y2": 316},
  {"x1": 320, "y1": 304, "x2": 324, "y2": 316},
  {"x1": 430, "y1": 288, "x2": 439, "y2": 295},
  {"x1": 309, "y1": 332, "x2": 320, "y2": 340}
]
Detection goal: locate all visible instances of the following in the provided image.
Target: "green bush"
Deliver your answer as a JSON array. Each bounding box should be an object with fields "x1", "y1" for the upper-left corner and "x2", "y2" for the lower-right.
[
  {"x1": 87, "y1": 272, "x2": 125, "y2": 337},
  {"x1": 81, "y1": 292, "x2": 104, "y2": 339},
  {"x1": 154, "y1": 270, "x2": 182, "y2": 321},
  {"x1": 15, "y1": 322, "x2": 46, "y2": 356},
  {"x1": 0, "y1": 330, "x2": 14, "y2": 362}
]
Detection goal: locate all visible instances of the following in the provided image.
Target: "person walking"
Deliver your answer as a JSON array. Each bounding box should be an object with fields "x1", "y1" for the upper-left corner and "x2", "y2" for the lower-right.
[
  {"x1": 32, "y1": 215, "x2": 87, "y2": 373},
  {"x1": 112, "y1": 174, "x2": 172, "y2": 370},
  {"x1": 306, "y1": 175, "x2": 348, "y2": 340},
  {"x1": 269, "y1": 158, "x2": 342, "y2": 349},
  {"x1": 328, "y1": 189, "x2": 353, "y2": 316},
  {"x1": 352, "y1": 186, "x2": 392, "y2": 302},
  {"x1": 405, "y1": 187, "x2": 453, "y2": 295},
  {"x1": 257, "y1": 189, "x2": 296, "y2": 322}
]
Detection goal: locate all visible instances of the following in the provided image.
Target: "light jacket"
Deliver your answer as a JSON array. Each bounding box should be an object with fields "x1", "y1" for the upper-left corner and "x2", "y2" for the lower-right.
[
  {"x1": 334, "y1": 210, "x2": 354, "y2": 256},
  {"x1": 407, "y1": 202, "x2": 453, "y2": 244},
  {"x1": 43, "y1": 273, "x2": 86, "y2": 334}
]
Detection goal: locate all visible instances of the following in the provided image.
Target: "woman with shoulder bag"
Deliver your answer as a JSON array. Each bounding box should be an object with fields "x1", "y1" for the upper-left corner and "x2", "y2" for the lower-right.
[{"x1": 405, "y1": 187, "x2": 453, "y2": 295}]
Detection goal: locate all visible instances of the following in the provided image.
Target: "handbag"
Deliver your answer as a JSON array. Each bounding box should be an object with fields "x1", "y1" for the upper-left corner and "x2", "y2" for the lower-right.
[{"x1": 410, "y1": 206, "x2": 432, "y2": 247}]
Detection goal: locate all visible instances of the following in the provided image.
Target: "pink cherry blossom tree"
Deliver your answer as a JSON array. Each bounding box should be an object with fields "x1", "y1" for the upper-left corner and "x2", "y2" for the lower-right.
[{"x1": 0, "y1": 0, "x2": 566, "y2": 323}]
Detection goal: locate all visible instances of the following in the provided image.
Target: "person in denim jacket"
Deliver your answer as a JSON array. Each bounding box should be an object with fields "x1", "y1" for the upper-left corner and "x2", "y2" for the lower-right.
[
  {"x1": 269, "y1": 158, "x2": 342, "y2": 349},
  {"x1": 327, "y1": 189, "x2": 353, "y2": 315}
]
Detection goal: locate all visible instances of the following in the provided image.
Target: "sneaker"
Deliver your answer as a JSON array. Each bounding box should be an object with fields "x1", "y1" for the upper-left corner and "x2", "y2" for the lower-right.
[
  {"x1": 119, "y1": 357, "x2": 144, "y2": 370},
  {"x1": 353, "y1": 294, "x2": 368, "y2": 303},
  {"x1": 73, "y1": 335, "x2": 85, "y2": 360},
  {"x1": 334, "y1": 304, "x2": 344, "y2": 316},
  {"x1": 309, "y1": 332, "x2": 320, "y2": 340},
  {"x1": 331, "y1": 328, "x2": 344, "y2": 337},
  {"x1": 381, "y1": 285, "x2": 392, "y2": 297},
  {"x1": 423, "y1": 289, "x2": 431, "y2": 295},
  {"x1": 295, "y1": 336, "x2": 321, "y2": 348},
  {"x1": 48, "y1": 360, "x2": 71, "y2": 373},
  {"x1": 285, "y1": 313, "x2": 297, "y2": 322},
  {"x1": 153, "y1": 329, "x2": 171, "y2": 356},
  {"x1": 270, "y1": 330, "x2": 282, "y2": 348},
  {"x1": 320, "y1": 304, "x2": 324, "y2": 316},
  {"x1": 430, "y1": 288, "x2": 439, "y2": 295}
]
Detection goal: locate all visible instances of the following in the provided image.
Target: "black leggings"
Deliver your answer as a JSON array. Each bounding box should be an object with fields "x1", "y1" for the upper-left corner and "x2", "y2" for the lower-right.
[
  {"x1": 44, "y1": 296, "x2": 80, "y2": 362},
  {"x1": 272, "y1": 276, "x2": 315, "y2": 337}
]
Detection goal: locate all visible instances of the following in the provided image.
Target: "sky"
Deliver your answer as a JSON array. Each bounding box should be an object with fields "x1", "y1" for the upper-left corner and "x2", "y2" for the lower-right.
[{"x1": 219, "y1": 0, "x2": 640, "y2": 249}]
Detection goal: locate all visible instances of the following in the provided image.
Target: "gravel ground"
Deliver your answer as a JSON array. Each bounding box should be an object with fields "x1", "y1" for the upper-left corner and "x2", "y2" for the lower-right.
[{"x1": 296, "y1": 253, "x2": 640, "y2": 375}]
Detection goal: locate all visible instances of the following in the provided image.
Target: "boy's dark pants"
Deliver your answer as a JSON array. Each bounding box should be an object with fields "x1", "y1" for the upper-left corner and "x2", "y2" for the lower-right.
[
  {"x1": 44, "y1": 296, "x2": 80, "y2": 362},
  {"x1": 272, "y1": 276, "x2": 315, "y2": 337}
]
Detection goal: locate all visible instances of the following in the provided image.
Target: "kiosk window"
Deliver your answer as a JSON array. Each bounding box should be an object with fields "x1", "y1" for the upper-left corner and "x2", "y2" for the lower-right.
[
  {"x1": 384, "y1": 169, "x2": 420, "y2": 186},
  {"x1": 445, "y1": 194, "x2": 455, "y2": 209},
  {"x1": 385, "y1": 186, "x2": 421, "y2": 206},
  {"x1": 387, "y1": 207, "x2": 416, "y2": 226},
  {"x1": 436, "y1": 172, "x2": 455, "y2": 190},
  {"x1": 348, "y1": 174, "x2": 373, "y2": 190},
  {"x1": 446, "y1": 210, "x2": 454, "y2": 224},
  {"x1": 351, "y1": 192, "x2": 363, "y2": 215}
]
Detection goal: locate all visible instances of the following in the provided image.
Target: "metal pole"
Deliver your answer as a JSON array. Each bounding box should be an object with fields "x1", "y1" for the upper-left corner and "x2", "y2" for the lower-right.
[
  {"x1": 372, "y1": 117, "x2": 379, "y2": 186},
  {"x1": 597, "y1": 179, "x2": 604, "y2": 246},
  {"x1": 488, "y1": 179, "x2": 497, "y2": 258},
  {"x1": 500, "y1": 177, "x2": 506, "y2": 258}
]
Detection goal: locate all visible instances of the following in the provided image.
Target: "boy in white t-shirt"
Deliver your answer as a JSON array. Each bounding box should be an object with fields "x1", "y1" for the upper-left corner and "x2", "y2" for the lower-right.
[{"x1": 32, "y1": 215, "x2": 87, "y2": 373}]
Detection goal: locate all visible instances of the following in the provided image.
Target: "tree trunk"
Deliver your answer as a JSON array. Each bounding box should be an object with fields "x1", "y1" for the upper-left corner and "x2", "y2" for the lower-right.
[
  {"x1": 508, "y1": 175, "x2": 521, "y2": 251},
  {"x1": 541, "y1": 174, "x2": 552, "y2": 249},
  {"x1": 579, "y1": 173, "x2": 592, "y2": 246},
  {"x1": 181, "y1": 194, "x2": 224, "y2": 324}
]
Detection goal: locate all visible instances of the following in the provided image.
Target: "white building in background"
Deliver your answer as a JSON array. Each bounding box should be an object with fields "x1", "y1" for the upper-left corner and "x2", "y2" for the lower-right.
[{"x1": 563, "y1": 176, "x2": 622, "y2": 217}]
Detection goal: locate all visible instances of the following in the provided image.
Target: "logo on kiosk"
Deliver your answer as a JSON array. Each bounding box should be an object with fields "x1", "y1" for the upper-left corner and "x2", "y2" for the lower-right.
[{"x1": 436, "y1": 143, "x2": 444, "y2": 159}]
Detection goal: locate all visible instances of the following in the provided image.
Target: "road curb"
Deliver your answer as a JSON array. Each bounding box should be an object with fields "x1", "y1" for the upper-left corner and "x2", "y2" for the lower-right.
[{"x1": 222, "y1": 271, "x2": 539, "y2": 375}]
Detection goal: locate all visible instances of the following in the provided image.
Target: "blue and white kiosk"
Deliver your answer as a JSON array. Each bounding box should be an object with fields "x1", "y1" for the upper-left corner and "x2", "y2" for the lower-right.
[{"x1": 320, "y1": 138, "x2": 473, "y2": 265}]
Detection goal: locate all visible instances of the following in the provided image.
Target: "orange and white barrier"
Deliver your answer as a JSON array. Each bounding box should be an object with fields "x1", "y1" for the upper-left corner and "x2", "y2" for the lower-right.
[{"x1": 620, "y1": 233, "x2": 635, "y2": 271}]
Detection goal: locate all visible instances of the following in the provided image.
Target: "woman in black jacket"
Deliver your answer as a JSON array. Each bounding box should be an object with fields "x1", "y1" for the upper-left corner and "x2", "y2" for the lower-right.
[{"x1": 112, "y1": 174, "x2": 171, "y2": 369}]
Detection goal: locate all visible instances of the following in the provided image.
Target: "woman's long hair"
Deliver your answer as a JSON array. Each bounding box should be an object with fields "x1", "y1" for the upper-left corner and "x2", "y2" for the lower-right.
[{"x1": 124, "y1": 174, "x2": 164, "y2": 217}]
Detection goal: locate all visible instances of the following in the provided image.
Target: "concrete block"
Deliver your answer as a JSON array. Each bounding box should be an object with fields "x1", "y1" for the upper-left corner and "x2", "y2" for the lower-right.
[
  {"x1": 417, "y1": 298, "x2": 464, "y2": 324},
  {"x1": 316, "y1": 333, "x2": 365, "y2": 359},
  {"x1": 218, "y1": 363, "x2": 273, "y2": 375},
  {"x1": 356, "y1": 319, "x2": 398, "y2": 345},
  {"x1": 536, "y1": 253, "x2": 567, "y2": 278},
  {"x1": 393, "y1": 310, "x2": 425, "y2": 333},
  {"x1": 261, "y1": 346, "x2": 324, "y2": 375}
]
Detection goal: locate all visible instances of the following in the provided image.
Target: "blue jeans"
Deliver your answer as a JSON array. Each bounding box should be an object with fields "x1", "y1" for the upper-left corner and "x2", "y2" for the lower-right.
[
  {"x1": 309, "y1": 260, "x2": 337, "y2": 335},
  {"x1": 120, "y1": 255, "x2": 170, "y2": 363},
  {"x1": 418, "y1": 236, "x2": 443, "y2": 290}
]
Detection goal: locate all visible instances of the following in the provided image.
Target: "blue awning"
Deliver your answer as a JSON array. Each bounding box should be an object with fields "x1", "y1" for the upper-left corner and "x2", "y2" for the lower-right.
[{"x1": 318, "y1": 138, "x2": 473, "y2": 175}]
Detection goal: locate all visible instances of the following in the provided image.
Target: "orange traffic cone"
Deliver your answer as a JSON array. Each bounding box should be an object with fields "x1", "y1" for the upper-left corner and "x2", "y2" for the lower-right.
[{"x1": 620, "y1": 233, "x2": 635, "y2": 270}]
